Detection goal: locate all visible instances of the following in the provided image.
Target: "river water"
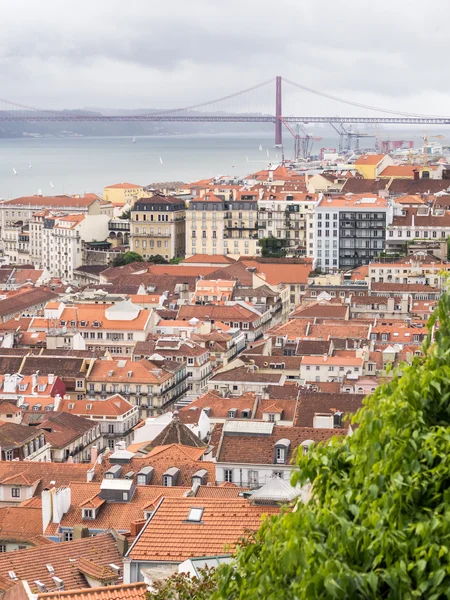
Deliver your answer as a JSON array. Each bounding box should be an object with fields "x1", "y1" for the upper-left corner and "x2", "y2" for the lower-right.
[
  {"x1": 0, "y1": 130, "x2": 428, "y2": 199},
  {"x1": 0, "y1": 132, "x2": 342, "y2": 198}
]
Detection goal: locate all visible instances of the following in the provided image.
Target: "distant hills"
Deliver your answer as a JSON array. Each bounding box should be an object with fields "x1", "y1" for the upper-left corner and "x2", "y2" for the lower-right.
[{"x1": 0, "y1": 108, "x2": 273, "y2": 138}]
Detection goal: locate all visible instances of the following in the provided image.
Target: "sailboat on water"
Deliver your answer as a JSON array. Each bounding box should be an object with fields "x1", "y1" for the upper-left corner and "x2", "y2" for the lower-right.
[
  {"x1": 12, "y1": 168, "x2": 17, "y2": 175},
  {"x1": 159, "y1": 157, "x2": 163, "y2": 164},
  {"x1": 259, "y1": 144, "x2": 263, "y2": 151},
  {"x1": 132, "y1": 137, "x2": 136, "y2": 144},
  {"x1": 50, "y1": 181, "x2": 54, "y2": 189}
]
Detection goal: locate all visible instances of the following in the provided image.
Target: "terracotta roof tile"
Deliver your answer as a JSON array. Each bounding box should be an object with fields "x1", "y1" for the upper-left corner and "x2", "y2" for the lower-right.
[
  {"x1": 94, "y1": 444, "x2": 216, "y2": 488},
  {"x1": 290, "y1": 303, "x2": 349, "y2": 319},
  {"x1": 37, "y1": 582, "x2": 147, "y2": 600},
  {"x1": 217, "y1": 424, "x2": 344, "y2": 464},
  {"x1": 0, "y1": 533, "x2": 122, "y2": 593},
  {"x1": 128, "y1": 497, "x2": 279, "y2": 562},
  {"x1": 0, "y1": 461, "x2": 97, "y2": 495},
  {"x1": 294, "y1": 391, "x2": 365, "y2": 427},
  {"x1": 45, "y1": 483, "x2": 188, "y2": 536}
]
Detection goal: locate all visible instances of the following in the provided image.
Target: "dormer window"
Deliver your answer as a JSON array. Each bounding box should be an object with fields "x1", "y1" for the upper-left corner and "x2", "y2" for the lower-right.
[
  {"x1": 302, "y1": 439, "x2": 314, "y2": 456},
  {"x1": 268, "y1": 413, "x2": 276, "y2": 423},
  {"x1": 228, "y1": 409, "x2": 237, "y2": 418},
  {"x1": 241, "y1": 409, "x2": 251, "y2": 419},
  {"x1": 163, "y1": 467, "x2": 180, "y2": 487},
  {"x1": 274, "y1": 439, "x2": 291, "y2": 464},
  {"x1": 82, "y1": 508, "x2": 94, "y2": 519},
  {"x1": 191, "y1": 469, "x2": 208, "y2": 486}
]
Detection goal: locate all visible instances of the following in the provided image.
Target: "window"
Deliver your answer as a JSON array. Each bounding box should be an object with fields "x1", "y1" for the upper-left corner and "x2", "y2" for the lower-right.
[
  {"x1": 273, "y1": 471, "x2": 283, "y2": 479},
  {"x1": 83, "y1": 509, "x2": 93, "y2": 519},
  {"x1": 5, "y1": 451, "x2": 13, "y2": 461},
  {"x1": 11, "y1": 488, "x2": 20, "y2": 498},
  {"x1": 224, "y1": 469, "x2": 233, "y2": 483},
  {"x1": 268, "y1": 413, "x2": 276, "y2": 422},
  {"x1": 248, "y1": 470, "x2": 259, "y2": 486},
  {"x1": 108, "y1": 424, "x2": 114, "y2": 434},
  {"x1": 0, "y1": 546, "x2": 6, "y2": 553},
  {"x1": 63, "y1": 531, "x2": 73, "y2": 542},
  {"x1": 76, "y1": 380, "x2": 83, "y2": 389},
  {"x1": 163, "y1": 475, "x2": 172, "y2": 487},
  {"x1": 275, "y1": 447, "x2": 285, "y2": 464},
  {"x1": 187, "y1": 507, "x2": 204, "y2": 522}
]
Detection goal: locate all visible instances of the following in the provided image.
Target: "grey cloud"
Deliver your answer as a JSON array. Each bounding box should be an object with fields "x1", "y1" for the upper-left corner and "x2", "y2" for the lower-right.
[{"x1": 2, "y1": 0, "x2": 450, "y2": 113}]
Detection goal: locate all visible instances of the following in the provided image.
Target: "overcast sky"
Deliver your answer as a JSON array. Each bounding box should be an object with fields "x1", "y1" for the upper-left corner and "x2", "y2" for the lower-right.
[{"x1": 1, "y1": 0, "x2": 449, "y2": 116}]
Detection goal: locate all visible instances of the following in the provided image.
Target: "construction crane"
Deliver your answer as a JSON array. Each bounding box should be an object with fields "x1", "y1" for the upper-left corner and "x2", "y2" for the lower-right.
[
  {"x1": 329, "y1": 122, "x2": 374, "y2": 153},
  {"x1": 281, "y1": 119, "x2": 322, "y2": 160}
]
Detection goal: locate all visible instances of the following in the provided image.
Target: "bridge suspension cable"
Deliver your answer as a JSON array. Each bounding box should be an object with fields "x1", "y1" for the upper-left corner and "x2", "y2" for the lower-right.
[
  {"x1": 152, "y1": 78, "x2": 274, "y2": 116},
  {"x1": 283, "y1": 77, "x2": 449, "y2": 119}
]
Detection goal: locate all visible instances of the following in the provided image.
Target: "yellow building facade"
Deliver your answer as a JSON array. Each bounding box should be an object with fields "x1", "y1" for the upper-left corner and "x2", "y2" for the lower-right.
[
  {"x1": 131, "y1": 194, "x2": 186, "y2": 260},
  {"x1": 103, "y1": 183, "x2": 144, "y2": 206}
]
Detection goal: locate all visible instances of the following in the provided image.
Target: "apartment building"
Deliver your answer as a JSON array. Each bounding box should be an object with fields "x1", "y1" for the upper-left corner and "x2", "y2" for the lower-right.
[
  {"x1": 368, "y1": 254, "x2": 447, "y2": 288},
  {"x1": 300, "y1": 355, "x2": 364, "y2": 383},
  {"x1": 36, "y1": 412, "x2": 104, "y2": 463},
  {"x1": 314, "y1": 194, "x2": 393, "y2": 271},
  {"x1": 258, "y1": 193, "x2": 316, "y2": 257},
  {"x1": 39, "y1": 214, "x2": 111, "y2": 279},
  {"x1": 0, "y1": 194, "x2": 112, "y2": 235},
  {"x1": 103, "y1": 182, "x2": 144, "y2": 206},
  {"x1": 215, "y1": 421, "x2": 342, "y2": 487},
  {"x1": 133, "y1": 337, "x2": 211, "y2": 398},
  {"x1": 2, "y1": 223, "x2": 30, "y2": 265},
  {"x1": 186, "y1": 193, "x2": 258, "y2": 257},
  {"x1": 57, "y1": 395, "x2": 140, "y2": 450},
  {"x1": 385, "y1": 205, "x2": 450, "y2": 255},
  {"x1": 86, "y1": 358, "x2": 187, "y2": 416},
  {"x1": 178, "y1": 303, "x2": 273, "y2": 342},
  {"x1": 30, "y1": 300, "x2": 154, "y2": 356},
  {"x1": 131, "y1": 194, "x2": 186, "y2": 260}
]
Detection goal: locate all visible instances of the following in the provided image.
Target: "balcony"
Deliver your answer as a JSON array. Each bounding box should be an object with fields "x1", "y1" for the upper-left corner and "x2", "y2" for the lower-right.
[{"x1": 133, "y1": 231, "x2": 170, "y2": 238}]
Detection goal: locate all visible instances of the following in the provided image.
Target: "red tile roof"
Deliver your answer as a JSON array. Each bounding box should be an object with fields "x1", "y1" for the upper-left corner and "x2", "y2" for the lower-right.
[
  {"x1": 128, "y1": 497, "x2": 279, "y2": 562},
  {"x1": 217, "y1": 424, "x2": 344, "y2": 465},
  {"x1": 0, "y1": 533, "x2": 122, "y2": 593},
  {"x1": 37, "y1": 582, "x2": 147, "y2": 600}
]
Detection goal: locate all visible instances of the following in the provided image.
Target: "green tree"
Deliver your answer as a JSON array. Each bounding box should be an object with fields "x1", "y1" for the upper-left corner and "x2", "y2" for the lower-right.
[
  {"x1": 170, "y1": 256, "x2": 185, "y2": 264},
  {"x1": 148, "y1": 254, "x2": 169, "y2": 264},
  {"x1": 212, "y1": 294, "x2": 450, "y2": 599},
  {"x1": 112, "y1": 251, "x2": 144, "y2": 267},
  {"x1": 258, "y1": 236, "x2": 287, "y2": 258},
  {"x1": 147, "y1": 568, "x2": 217, "y2": 600},
  {"x1": 119, "y1": 208, "x2": 131, "y2": 220}
]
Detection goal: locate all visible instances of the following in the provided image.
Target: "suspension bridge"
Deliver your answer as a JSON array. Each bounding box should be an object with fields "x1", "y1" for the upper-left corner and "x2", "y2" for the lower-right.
[{"x1": 1, "y1": 76, "x2": 450, "y2": 146}]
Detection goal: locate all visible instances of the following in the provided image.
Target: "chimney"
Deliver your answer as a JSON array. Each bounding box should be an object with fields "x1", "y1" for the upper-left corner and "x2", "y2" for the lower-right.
[
  {"x1": 413, "y1": 169, "x2": 419, "y2": 181},
  {"x1": 54, "y1": 394, "x2": 62, "y2": 411},
  {"x1": 90, "y1": 445, "x2": 98, "y2": 464},
  {"x1": 73, "y1": 525, "x2": 89, "y2": 539},
  {"x1": 115, "y1": 533, "x2": 129, "y2": 556},
  {"x1": 129, "y1": 520, "x2": 146, "y2": 538},
  {"x1": 48, "y1": 374, "x2": 55, "y2": 385}
]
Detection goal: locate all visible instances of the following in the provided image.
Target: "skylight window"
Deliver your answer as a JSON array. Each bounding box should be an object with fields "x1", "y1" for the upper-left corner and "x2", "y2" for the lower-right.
[{"x1": 187, "y1": 507, "x2": 204, "y2": 522}]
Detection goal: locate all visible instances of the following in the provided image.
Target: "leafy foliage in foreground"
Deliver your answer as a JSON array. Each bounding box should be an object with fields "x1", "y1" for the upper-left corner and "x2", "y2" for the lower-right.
[
  {"x1": 212, "y1": 294, "x2": 450, "y2": 598},
  {"x1": 146, "y1": 567, "x2": 217, "y2": 600}
]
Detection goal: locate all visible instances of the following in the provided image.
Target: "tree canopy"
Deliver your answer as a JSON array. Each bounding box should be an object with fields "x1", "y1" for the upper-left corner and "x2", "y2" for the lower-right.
[
  {"x1": 211, "y1": 294, "x2": 450, "y2": 598},
  {"x1": 112, "y1": 251, "x2": 144, "y2": 266},
  {"x1": 258, "y1": 236, "x2": 287, "y2": 258}
]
